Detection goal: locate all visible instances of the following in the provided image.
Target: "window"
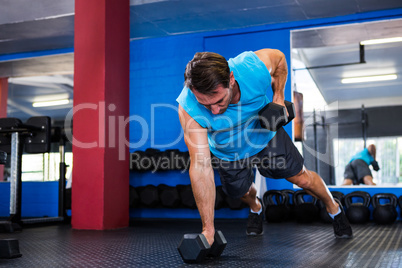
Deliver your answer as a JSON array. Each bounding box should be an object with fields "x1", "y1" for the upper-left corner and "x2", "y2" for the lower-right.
[
  {"x1": 21, "y1": 152, "x2": 73, "y2": 182},
  {"x1": 21, "y1": 154, "x2": 44, "y2": 181}
]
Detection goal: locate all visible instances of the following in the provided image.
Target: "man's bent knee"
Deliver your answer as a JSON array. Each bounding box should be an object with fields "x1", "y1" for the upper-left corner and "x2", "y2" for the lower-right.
[
  {"x1": 287, "y1": 168, "x2": 312, "y2": 189},
  {"x1": 342, "y1": 179, "x2": 353, "y2": 185},
  {"x1": 241, "y1": 183, "x2": 256, "y2": 199}
]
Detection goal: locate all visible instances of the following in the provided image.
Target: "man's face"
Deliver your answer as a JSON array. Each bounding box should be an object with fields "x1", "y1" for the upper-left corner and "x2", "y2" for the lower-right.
[
  {"x1": 192, "y1": 72, "x2": 235, "y2": 115},
  {"x1": 193, "y1": 85, "x2": 233, "y2": 115}
]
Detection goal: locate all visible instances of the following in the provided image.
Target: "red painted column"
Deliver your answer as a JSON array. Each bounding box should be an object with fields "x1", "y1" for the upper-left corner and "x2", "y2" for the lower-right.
[
  {"x1": 0, "y1": 78, "x2": 8, "y2": 181},
  {"x1": 72, "y1": 0, "x2": 129, "y2": 229}
]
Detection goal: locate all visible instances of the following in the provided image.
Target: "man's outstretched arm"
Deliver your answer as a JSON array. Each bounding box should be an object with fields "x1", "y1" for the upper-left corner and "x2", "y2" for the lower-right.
[
  {"x1": 254, "y1": 49, "x2": 288, "y2": 105},
  {"x1": 178, "y1": 104, "x2": 216, "y2": 246}
]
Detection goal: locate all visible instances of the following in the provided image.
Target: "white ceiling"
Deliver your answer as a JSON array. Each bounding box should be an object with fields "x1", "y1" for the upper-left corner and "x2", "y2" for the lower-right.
[{"x1": 292, "y1": 19, "x2": 402, "y2": 109}]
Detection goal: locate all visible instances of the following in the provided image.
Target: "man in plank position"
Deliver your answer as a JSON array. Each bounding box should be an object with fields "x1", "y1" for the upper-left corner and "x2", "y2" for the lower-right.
[
  {"x1": 177, "y1": 49, "x2": 353, "y2": 246},
  {"x1": 342, "y1": 144, "x2": 379, "y2": 185}
]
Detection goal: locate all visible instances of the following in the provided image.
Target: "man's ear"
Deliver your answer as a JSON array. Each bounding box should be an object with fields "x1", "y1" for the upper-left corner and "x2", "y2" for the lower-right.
[{"x1": 229, "y1": 71, "x2": 235, "y2": 87}]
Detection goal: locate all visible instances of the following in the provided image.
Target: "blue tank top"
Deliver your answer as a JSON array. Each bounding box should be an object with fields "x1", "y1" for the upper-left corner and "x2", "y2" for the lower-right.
[
  {"x1": 350, "y1": 148, "x2": 374, "y2": 166},
  {"x1": 176, "y1": 51, "x2": 276, "y2": 161}
]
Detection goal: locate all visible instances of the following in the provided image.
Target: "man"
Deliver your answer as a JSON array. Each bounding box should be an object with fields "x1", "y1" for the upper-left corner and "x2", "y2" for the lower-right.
[
  {"x1": 177, "y1": 49, "x2": 352, "y2": 247},
  {"x1": 342, "y1": 144, "x2": 379, "y2": 185}
]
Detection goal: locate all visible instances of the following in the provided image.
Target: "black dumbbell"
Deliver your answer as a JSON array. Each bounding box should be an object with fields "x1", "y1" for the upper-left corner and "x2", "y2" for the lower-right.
[
  {"x1": 158, "y1": 184, "x2": 181, "y2": 208},
  {"x1": 129, "y1": 186, "x2": 140, "y2": 208},
  {"x1": 176, "y1": 151, "x2": 190, "y2": 170},
  {"x1": 371, "y1": 160, "x2": 380, "y2": 171},
  {"x1": 177, "y1": 230, "x2": 227, "y2": 263},
  {"x1": 138, "y1": 185, "x2": 160, "y2": 208},
  {"x1": 215, "y1": 186, "x2": 227, "y2": 210},
  {"x1": 225, "y1": 196, "x2": 246, "y2": 210},
  {"x1": 177, "y1": 184, "x2": 197, "y2": 209},
  {"x1": 131, "y1": 151, "x2": 152, "y2": 171},
  {"x1": 258, "y1": 100, "x2": 295, "y2": 131},
  {"x1": 163, "y1": 149, "x2": 181, "y2": 170},
  {"x1": 145, "y1": 148, "x2": 161, "y2": 171}
]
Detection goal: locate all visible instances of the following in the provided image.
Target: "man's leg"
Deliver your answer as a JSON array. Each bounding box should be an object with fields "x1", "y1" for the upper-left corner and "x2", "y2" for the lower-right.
[
  {"x1": 217, "y1": 159, "x2": 263, "y2": 236},
  {"x1": 287, "y1": 166, "x2": 353, "y2": 238},
  {"x1": 363, "y1": 175, "x2": 376, "y2": 185},
  {"x1": 241, "y1": 183, "x2": 262, "y2": 212},
  {"x1": 342, "y1": 163, "x2": 356, "y2": 186},
  {"x1": 352, "y1": 159, "x2": 375, "y2": 186},
  {"x1": 241, "y1": 183, "x2": 264, "y2": 236},
  {"x1": 287, "y1": 167, "x2": 338, "y2": 214},
  {"x1": 251, "y1": 127, "x2": 350, "y2": 237},
  {"x1": 342, "y1": 178, "x2": 354, "y2": 185}
]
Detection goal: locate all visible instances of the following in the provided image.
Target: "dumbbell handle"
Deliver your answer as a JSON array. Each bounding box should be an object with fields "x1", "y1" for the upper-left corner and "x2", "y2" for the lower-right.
[
  {"x1": 284, "y1": 101, "x2": 295, "y2": 125},
  {"x1": 208, "y1": 230, "x2": 227, "y2": 257},
  {"x1": 258, "y1": 100, "x2": 296, "y2": 131},
  {"x1": 371, "y1": 160, "x2": 380, "y2": 171},
  {"x1": 178, "y1": 230, "x2": 227, "y2": 263}
]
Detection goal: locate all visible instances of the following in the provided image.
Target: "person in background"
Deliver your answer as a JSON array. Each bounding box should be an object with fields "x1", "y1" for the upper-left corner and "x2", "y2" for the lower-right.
[{"x1": 342, "y1": 144, "x2": 379, "y2": 185}]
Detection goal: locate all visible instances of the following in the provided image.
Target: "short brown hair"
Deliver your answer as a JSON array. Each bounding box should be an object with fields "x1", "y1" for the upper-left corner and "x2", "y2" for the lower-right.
[{"x1": 184, "y1": 52, "x2": 230, "y2": 95}]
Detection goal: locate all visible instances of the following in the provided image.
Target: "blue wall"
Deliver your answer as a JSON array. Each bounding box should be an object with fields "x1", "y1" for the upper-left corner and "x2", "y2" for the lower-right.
[{"x1": 0, "y1": 182, "x2": 59, "y2": 217}]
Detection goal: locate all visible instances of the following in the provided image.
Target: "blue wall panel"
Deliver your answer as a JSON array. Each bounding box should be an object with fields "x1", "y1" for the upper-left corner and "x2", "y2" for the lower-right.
[
  {"x1": 130, "y1": 170, "x2": 222, "y2": 187},
  {"x1": 0, "y1": 183, "x2": 10, "y2": 216},
  {"x1": 130, "y1": 208, "x2": 249, "y2": 219},
  {"x1": 0, "y1": 182, "x2": 58, "y2": 218},
  {"x1": 129, "y1": 34, "x2": 204, "y2": 151}
]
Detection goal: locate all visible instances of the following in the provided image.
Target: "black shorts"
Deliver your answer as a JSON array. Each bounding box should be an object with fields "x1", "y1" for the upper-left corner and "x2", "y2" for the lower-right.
[
  {"x1": 215, "y1": 128, "x2": 304, "y2": 199},
  {"x1": 344, "y1": 159, "x2": 372, "y2": 185}
]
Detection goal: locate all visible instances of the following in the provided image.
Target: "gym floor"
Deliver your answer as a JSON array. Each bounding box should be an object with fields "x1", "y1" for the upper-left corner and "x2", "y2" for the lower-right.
[{"x1": 0, "y1": 219, "x2": 401, "y2": 267}]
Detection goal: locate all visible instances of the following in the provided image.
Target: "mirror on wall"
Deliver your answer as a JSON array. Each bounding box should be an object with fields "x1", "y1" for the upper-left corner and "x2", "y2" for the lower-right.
[
  {"x1": 7, "y1": 74, "x2": 74, "y2": 121},
  {"x1": 291, "y1": 19, "x2": 402, "y2": 187},
  {"x1": 2, "y1": 74, "x2": 74, "y2": 182}
]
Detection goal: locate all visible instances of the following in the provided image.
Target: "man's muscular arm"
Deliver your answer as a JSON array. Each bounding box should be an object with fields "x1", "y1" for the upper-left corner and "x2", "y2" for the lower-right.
[
  {"x1": 368, "y1": 144, "x2": 376, "y2": 160},
  {"x1": 178, "y1": 104, "x2": 216, "y2": 246},
  {"x1": 254, "y1": 49, "x2": 288, "y2": 106}
]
